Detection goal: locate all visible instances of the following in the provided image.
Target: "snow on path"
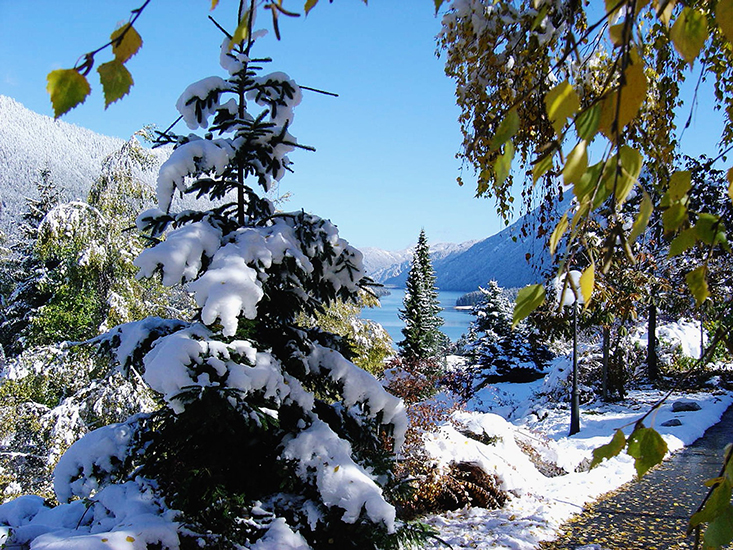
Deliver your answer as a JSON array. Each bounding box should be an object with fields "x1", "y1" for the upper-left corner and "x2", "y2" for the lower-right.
[{"x1": 422, "y1": 387, "x2": 733, "y2": 550}]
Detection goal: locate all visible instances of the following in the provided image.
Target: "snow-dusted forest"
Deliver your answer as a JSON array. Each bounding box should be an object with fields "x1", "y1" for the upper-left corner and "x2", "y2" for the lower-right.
[{"x1": 2, "y1": 0, "x2": 733, "y2": 549}]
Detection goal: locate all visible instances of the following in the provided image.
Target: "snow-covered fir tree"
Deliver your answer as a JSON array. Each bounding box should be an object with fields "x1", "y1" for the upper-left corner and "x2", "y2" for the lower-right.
[
  {"x1": 463, "y1": 281, "x2": 552, "y2": 385},
  {"x1": 0, "y1": 9, "x2": 418, "y2": 550},
  {"x1": 0, "y1": 168, "x2": 62, "y2": 356},
  {"x1": 398, "y1": 229, "x2": 448, "y2": 360}
]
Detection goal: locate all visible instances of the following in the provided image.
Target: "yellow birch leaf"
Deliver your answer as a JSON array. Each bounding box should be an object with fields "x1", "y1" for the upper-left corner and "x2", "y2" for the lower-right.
[
  {"x1": 671, "y1": 7, "x2": 709, "y2": 65},
  {"x1": 609, "y1": 23, "x2": 626, "y2": 46},
  {"x1": 580, "y1": 263, "x2": 595, "y2": 307},
  {"x1": 629, "y1": 189, "x2": 653, "y2": 243},
  {"x1": 491, "y1": 109, "x2": 520, "y2": 150},
  {"x1": 563, "y1": 140, "x2": 588, "y2": 186},
  {"x1": 590, "y1": 429, "x2": 626, "y2": 469},
  {"x1": 597, "y1": 91, "x2": 618, "y2": 139},
  {"x1": 305, "y1": 0, "x2": 319, "y2": 15},
  {"x1": 618, "y1": 51, "x2": 647, "y2": 131},
  {"x1": 98, "y1": 60, "x2": 134, "y2": 108},
  {"x1": 549, "y1": 213, "x2": 569, "y2": 255},
  {"x1": 717, "y1": 0, "x2": 733, "y2": 44},
  {"x1": 653, "y1": 0, "x2": 675, "y2": 27},
  {"x1": 605, "y1": 0, "x2": 624, "y2": 17},
  {"x1": 545, "y1": 80, "x2": 580, "y2": 137},
  {"x1": 727, "y1": 166, "x2": 733, "y2": 203},
  {"x1": 111, "y1": 24, "x2": 143, "y2": 63},
  {"x1": 663, "y1": 202, "x2": 688, "y2": 234},
  {"x1": 598, "y1": 51, "x2": 647, "y2": 139},
  {"x1": 669, "y1": 170, "x2": 692, "y2": 201},
  {"x1": 211, "y1": 0, "x2": 219, "y2": 9},
  {"x1": 533, "y1": 153, "x2": 554, "y2": 185},
  {"x1": 229, "y1": 11, "x2": 251, "y2": 50},
  {"x1": 686, "y1": 265, "x2": 710, "y2": 306},
  {"x1": 495, "y1": 141, "x2": 514, "y2": 187},
  {"x1": 46, "y1": 69, "x2": 91, "y2": 118},
  {"x1": 575, "y1": 103, "x2": 601, "y2": 141},
  {"x1": 669, "y1": 227, "x2": 697, "y2": 257},
  {"x1": 616, "y1": 145, "x2": 642, "y2": 204},
  {"x1": 513, "y1": 284, "x2": 546, "y2": 329}
]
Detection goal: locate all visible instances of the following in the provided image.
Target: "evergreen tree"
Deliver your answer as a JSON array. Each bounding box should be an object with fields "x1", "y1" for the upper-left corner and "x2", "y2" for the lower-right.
[
  {"x1": 398, "y1": 229, "x2": 448, "y2": 360},
  {"x1": 0, "y1": 168, "x2": 62, "y2": 356},
  {"x1": 0, "y1": 10, "x2": 416, "y2": 550},
  {"x1": 464, "y1": 281, "x2": 551, "y2": 384}
]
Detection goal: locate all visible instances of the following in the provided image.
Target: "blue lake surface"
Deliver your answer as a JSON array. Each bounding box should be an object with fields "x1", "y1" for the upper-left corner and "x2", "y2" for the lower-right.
[{"x1": 360, "y1": 287, "x2": 473, "y2": 344}]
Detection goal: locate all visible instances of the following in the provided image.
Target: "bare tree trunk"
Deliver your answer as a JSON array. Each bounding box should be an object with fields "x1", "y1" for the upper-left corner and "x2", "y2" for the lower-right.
[
  {"x1": 648, "y1": 292, "x2": 658, "y2": 381},
  {"x1": 602, "y1": 325, "x2": 610, "y2": 401}
]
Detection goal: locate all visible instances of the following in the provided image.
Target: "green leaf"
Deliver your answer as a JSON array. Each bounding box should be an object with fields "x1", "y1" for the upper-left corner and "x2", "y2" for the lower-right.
[
  {"x1": 627, "y1": 426, "x2": 668, "y2": 478},
  {"x1": 512, "y1": 284, "x2": 545, "y2": 329},
  {"x1": 563, "y1": 140, "x2": 588, "y2": 186},
  {"x1": 580, "y1": 264, "x2": 595, "y2": 306},
  {"x1": 629, "y1": 189, "x2": 652, "y2": 243},
  {"x1": 97, "y1": 60, "x2": 133, "y2": 108},
  {"x1": 617, "y1": 145, "x2": 643, "y2": 203},
  {"x1": 590, "y1": 429, "x2": 626, "y2": 469},
  {"x1": 703, "y1": 504, "x2": 733, "y2": 548},
  {"x1": 690, "y1": 479, "x2": 732, "y2": 527},
  {"x1": 686, "y1": 265, "x2": 710, "y2": 306},
  {"x1": 495, "y1": 141, "x2": 514, "y2": 187},
  {"x1": 718, "y1": 0, "x2": 733, "y2": 44},
  {"x1": 491, "y1": 109, "x2": 520, "y2": 150},
  {"x1": 111, "y1": 24, "x2": 143, "y2": 63},
  {"x1": 46, "y1": 69, "x2": 91, "y2": 118},
  {"x1": 575, "y1": 103, "x2": 601, "y2": 141},
  {"x1": 229, "y1": 11, "x2": 251, "y2": 50},
  {"x1": 669, "y1": 227, "x2": 698, "y2": 257},
  {"x1": 532, "y1": 150, "x2": 555, "y2": 185},
  {"x1": 669, "y1": 170, "x2": 692, "y2": 201},
  {"x1": 575, "y1": 161, "x2": 603, "y2": 204},
  {"x1": 663, "y1": 202, "x2": 688, "y2": 234},
  {"x1": 549, "y1": 213, "x2": 568, "y2": 255},
  {"x1": 304, "y1": 0, "x2": 319, "y2": 15},
  {"x1": 695, "y1": 213, "x2": 727, "y2": 246},
  {"x1": 545, "y1": 80, "x2": 580, "y2": 137},
  {"x1": 671, "y1": 8, "x2": 709, "y2": 65},
  {"x1": 433, "y1": 0, "x2": 446, "y2": 14}
]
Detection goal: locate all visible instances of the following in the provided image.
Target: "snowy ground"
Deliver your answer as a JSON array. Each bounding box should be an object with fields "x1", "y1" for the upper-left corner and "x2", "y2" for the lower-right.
[{"x1": 420, "y1": 321, "x2": 732, "y2": 549}]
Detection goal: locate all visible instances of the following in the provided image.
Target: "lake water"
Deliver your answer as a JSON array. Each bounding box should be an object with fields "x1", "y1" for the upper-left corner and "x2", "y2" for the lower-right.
[{"x1": 360, "y1": 287, "x2": 473, "y2": 344}]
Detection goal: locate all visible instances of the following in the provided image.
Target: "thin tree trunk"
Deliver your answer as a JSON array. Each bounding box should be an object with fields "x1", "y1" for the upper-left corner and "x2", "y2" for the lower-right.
[
  {"x1": 648, "y1": 295, "x2": 658, "y2": 381},
  {"x1": 602, "y1": 325, "x2": 610, "y2": 401}
]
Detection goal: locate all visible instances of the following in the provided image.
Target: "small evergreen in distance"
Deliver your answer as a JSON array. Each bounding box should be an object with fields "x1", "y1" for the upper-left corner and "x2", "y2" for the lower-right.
[
  {"x1": 398, "y1": 229, "x2": 449, "y2": 361},
  {"x1": 461, "y1": 280, "x2": 552, "y2": 385}
]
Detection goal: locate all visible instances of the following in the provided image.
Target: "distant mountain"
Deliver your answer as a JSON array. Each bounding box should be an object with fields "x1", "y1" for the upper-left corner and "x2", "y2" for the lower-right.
[
  {"x1": 362, "y1": 204, "x2": 560, "y2": 292},
  {"x1": 360, "y1": 241, "x2": 476, "y2": 283}
]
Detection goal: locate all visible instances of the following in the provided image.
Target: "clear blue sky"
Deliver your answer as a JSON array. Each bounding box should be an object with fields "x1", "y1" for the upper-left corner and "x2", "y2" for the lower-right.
[
  {"x1": 0, "y1": 0, "x2": 506, "y2": 251},
  {"x1": 0, "y1": 1, "x2": 725, "y2": 250}
]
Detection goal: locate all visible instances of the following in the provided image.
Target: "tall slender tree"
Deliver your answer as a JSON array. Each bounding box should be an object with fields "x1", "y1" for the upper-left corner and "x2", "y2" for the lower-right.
[{"x1": 398, "y1": 229, "x2": 448, "y2": 360}]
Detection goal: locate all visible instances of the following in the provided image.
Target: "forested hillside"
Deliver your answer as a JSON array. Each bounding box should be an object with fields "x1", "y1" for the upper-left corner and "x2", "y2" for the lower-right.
[{"x1": 0, "y1": 96, "x2": 166, "y2": 239}]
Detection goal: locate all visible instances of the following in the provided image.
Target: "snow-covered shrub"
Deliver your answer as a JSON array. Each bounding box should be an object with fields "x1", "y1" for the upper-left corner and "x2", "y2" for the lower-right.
[
  {"x1": 0, "y1": 345, "x2": 156, "y2": 503},
  {"x1": 0, "y1": 12, "x2": 414, "y2": 549}
]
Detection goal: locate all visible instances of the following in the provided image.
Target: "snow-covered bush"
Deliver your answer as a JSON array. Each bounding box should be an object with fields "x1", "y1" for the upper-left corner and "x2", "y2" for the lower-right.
[
  {"x1": 0, "y1": 12, "x2": 414, "y2": 549},
  {"x1": 0, "y1": 345, "x2": 156, "y2": 503}
]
